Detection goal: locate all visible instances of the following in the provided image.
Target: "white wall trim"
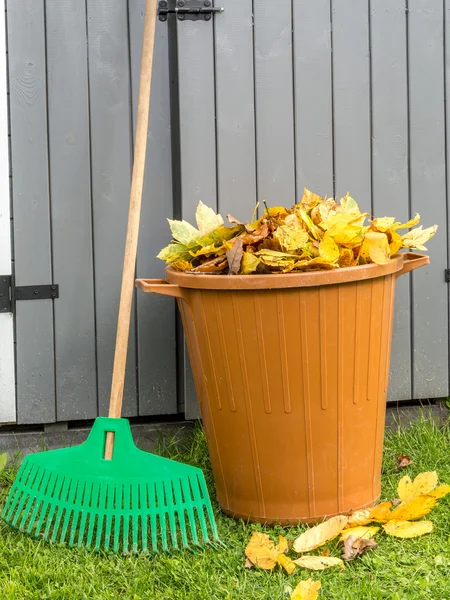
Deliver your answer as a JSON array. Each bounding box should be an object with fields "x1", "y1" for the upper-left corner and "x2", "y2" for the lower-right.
[{"x1": 0, "y1": 4, "x2": 15, "y2": 423}]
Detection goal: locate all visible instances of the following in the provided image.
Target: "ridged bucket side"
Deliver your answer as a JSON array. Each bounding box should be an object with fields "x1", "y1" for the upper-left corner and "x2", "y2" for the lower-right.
[{"x1": 179, "y1": 274, "x2": 396, "y2": 524}]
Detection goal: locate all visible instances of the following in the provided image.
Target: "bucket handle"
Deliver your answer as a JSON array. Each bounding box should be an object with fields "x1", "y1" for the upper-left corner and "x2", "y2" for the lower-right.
[
  {"x1": 396, "y1": 252, "x2": 430, "y2": 278},
  {"x1": 135, "y1": 278, "x2": 185, "y2": 299}
]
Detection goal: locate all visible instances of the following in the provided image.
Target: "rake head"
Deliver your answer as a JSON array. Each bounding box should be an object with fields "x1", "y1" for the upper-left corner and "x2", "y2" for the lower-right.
[{"x1": 1, "y1": 418, "x2": 222, "y2": 554}]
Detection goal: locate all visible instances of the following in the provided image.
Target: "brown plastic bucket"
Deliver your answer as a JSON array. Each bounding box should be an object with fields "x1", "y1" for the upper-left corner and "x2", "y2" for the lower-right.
[{"x1": 136, "y1": 252, "x2": 429, "y2": 524}]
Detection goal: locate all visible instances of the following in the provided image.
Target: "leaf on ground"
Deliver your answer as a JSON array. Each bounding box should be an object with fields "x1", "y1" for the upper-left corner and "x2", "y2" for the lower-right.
[
  {"x1": 244, "y1": 557, "x2": 254, "y2": 569},
  {"x1": 226, "y1": 239, "x2": 244, "y2": 275},
  {"x1": 383, "y1": 520, "x2": 433, "y2": 539},
  {"x1": 389, "y1": 495, "x2": 437, "y2": 521},
  {"x1": 168, "y1": 219, "x2": 200, "y2": 246},
  {"x1": 244, "y1": 532, "x2": 291, "y2": 571},
  {"x1": 293, "y1": 516, "x2": 348, "y2": 553},
  {"x1": 0, "y1": 453, "x2": 7, "y2": 472},
  {"x1": 290, "y1": 578, "x2": 321, "y2": 600},
  {"x1": 429, "y1": 484, "x2": 450, "y2": 499},
  {"x1": 398, "y1": 471, "x2": 438, "y2": 501},
  {"x1": 195, "y1": 201, "x2": 224, "y2": 235},
  {"x1": 342, "y1": 536, "x2": 378, "y2": 562},
  {"x1": 277, "y1": 553, "x2": 297, "y2": 575},
  {"x1": 396, "y1": 454, "x2": 412, "y2": 470},
  {"x1": 293, "y1": 556, "x2": 344, "y2": 571},
  {"x1": 345, "y1": 509, "x2": 372, "y2": 528},
  {"x1": 277, "y1": 535, "x2": 289, "y2": 554},
  {"x1": 369, "y1": 502, "x2": 393, "y2": 523},
  {"x1": 340, "y1": 526, "x2": 379, "y2": 542}
]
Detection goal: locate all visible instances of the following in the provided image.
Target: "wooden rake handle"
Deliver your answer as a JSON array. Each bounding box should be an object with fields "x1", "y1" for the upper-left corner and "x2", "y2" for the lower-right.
[{"x1": 105, "y1": 0, "x2": 157, "y2": 459}]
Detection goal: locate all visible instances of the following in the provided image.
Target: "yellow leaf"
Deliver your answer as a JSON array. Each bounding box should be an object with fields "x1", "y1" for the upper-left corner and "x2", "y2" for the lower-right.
[
  {"x1": 319, "y1": 234, "x2": 340, "y2": 263},
  {"x1": 277, "y1": 535, "x2": 289, "y2": 554},
  {"x1": 277, "y1": 553, "x2": 296, "y2": 575},
  {"x1": 157, "y1": 242, "x2": 191, "y2": 264},
  {"x1": 293, "y1": 556, "x2": 345, "y2": 571},
  {"x1": 297, "y1": 208, "x2": 320, "y2": 240},
  {"x1": 244, "y1": 532, "x2": 278, "y2": 570},
  {"x1": 401, "y1": 225, "x2": 438, "y2": 251},
  {"x1": 393, "y1": 213, "x2": 421, "y2": 230},
  {"x1": 340, "y1": 526, "x2": 379, "y2": 541},
  {"x1": 195, "y1": 201, "x2": 224, "y2": 236},
  {"x1": 389, "y1": 230, "x2": 403, "y2": 256},
  {"x1": 168, "y1": 219, "x2": 201, "y2": 246},
  {"x1": 300, "y1": 188, "x2": 323, "y2": 211},
  {"x1": 300, "y1": 257, "x2": 339, "y2": 271},
  {"x1": 338, "y1": 247, "x2": 355, "y2": 268},
  {"x1": 369, "y1": 502, "x2": 393, "y2": 523},
  {"x1": 398, "y1": 471, "x2": 439, "y2": 501},
  {"x1": 326, "y1": 223, "x2": 366, "y2": 248},
  {"x1": 171, "y1": 259, "x2": 194, "y2": 272},
  {"x1": 241, "y1": 251, "x2": 260, "y2": 274},
  {"x1": 339, "y1": 193, "x2": 361, "y2": 215},
  {"x1": 383, "y1": 520, "x2": 433, "y2": 539},
  {"x1": 389, "y1": 495, "x2": 437, "y2": 521},
  {"x1": 264, "y1": 205, "x2": 289, "y2": 219},
  {"x1": 371, "y1": 217, "x2": 397, "y2": 232},
  {"x1": 189, "y1": 244, "x2": 224, "y2": 258},
  {"x1": 429, "y1": 484, "x2": 450, "y2": 499},
  {"x1": 360, "y1": 231, "x2": 390, "y2": 265},
  {"x1": 290, "y1": 579, "x2": 321, "y2": 600},
  {"x1": 345, "y1": 509, "x2": 372, "y2": 528},
  {"x1": 274, "y1": 214, "x2": 309, "y2": 253},
  {"x1": 293, "y1": 516, "x2": 348, "y2": 553}
]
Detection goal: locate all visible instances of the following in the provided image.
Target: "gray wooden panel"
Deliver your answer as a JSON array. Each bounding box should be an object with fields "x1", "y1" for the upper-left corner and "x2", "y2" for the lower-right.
[
  {"x1": 131, "y1": 1, "x2": 178, "y2": 416},
  {"x1": 254, "y1": 0, "x2": 295, "y2": 206},
  {"x1": 215, "y1": 0, "x2": 256, "y2": 218},
  {"x1": 7, "y1": 0, "x2": 56, "y2": 424},
  {"x1": 87, "y1": 0, "x2": 137, "y2": 417},
  {"x1": 409, "y1": 0, "x2": 448, "y2": 398},
  {"x1": 371, "y1": 0, "x2": 411, "y2": 401},
  {"x1": 293, "y1": 0, "x2": 333, "y2": 197},
  {"x1": 46, "y1": 0, "x2": 97, "y2": 420},
  {"x1": 177, "y1": 18, "x2": 217, "y2": 419},
  {"x1": 331, "y1": 0, "x2": 371, "y2": 208}
]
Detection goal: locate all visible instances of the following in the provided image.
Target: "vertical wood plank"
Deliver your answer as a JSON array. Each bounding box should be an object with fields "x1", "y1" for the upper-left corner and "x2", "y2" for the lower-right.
[
  {"x1": 7, "y1": 0, "x2": 56, "y2": 424},
  {"x1": 0, "y1": 6, "x2": 15, "y2": 423},
  {"x1": 177, "y1": 17, "x2": 217, "y2": 418},
  {"x1": 332, "y1": 0, "x2": 371, "y2": 209},
  {"x1": 409, "y1": 0, "x2": 448, "y2": 398},
  {"x1": 253, "y1": 0, "x2": 295, "y2": 206},
  {"x1": 87, "y1": 0, "x2": 137, "y2": 417},
  {"x1": 371, "y1": 0, "x2": 412, "y2": 401},
  {"x1": 293, "y1": 0, "x2": 333, "y2": 197},
  {"x1": 46, "y1": 0, "x2": 97, "y2": 420},
  {"x1": 215, "y1": 0, "x2": 256, "y2": 218},
  {"x1": 131, "y1": 0, "x2": 178, "y2": 416}
]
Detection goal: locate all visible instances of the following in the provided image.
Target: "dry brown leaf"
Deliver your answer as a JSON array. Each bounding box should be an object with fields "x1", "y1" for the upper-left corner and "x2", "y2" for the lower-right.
[
  {"x1": 244, "y1": 557, "x2": 254, "y2": 569},
  {"x1": 345, "y1": 509, "x2": 372, "y2": 528},
  {"x1": 396, "y1": 454, "x2": 413, "y2": 470},
  {"x1": 293, "y1": 556, "x2": 345, "y2": 571},
  {"x1": 369, "y1": 502, "x2": 393, "y2": 523},
  {"x1": 398, "y1": 471, "x2": 438, "y2": 501},
  {"x1": 321, "y1": 548, "x2": 330, "y2": 557},
  {"x1": 342, "y1": 536, "x2": 378, "y2": 562},
  {"x1": 429, "y1": 484, "x2": 450, "y2": 499},
  {"x1": 227, "y1": 214, "x2": 243, "y2": 225},
  {"x1": 389, "y1": 495, "x2": 437, "y2": 521},
  {"x1": 290, "y1": 578, "x2": 321, "y2": 600},
  {"x1": 293, "y1": 516, "x2": 348, "y2": 553},
  {"x1": 383, "y1": 520, "x2": 433, "y2": 538},
  {"x1": 226, "y1": 239, "x2": 243, "y2": 275},
  {"x1": 340, "y1": 526, "x2": 379, "y2": 542}
]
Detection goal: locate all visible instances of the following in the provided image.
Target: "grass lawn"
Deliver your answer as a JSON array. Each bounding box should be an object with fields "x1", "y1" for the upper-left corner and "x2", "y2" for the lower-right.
[{"x1": 1, "y1": 415, "x2": 450, "y2": 599}]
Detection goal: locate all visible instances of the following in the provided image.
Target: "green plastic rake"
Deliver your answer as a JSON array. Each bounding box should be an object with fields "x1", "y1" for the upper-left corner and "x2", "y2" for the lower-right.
[
  {"x1": 1, "y1": 418, "x2": 220, "y2": 553},
  {"x1": 1, "y1": 0, "x2": 221, "y2": 553}
]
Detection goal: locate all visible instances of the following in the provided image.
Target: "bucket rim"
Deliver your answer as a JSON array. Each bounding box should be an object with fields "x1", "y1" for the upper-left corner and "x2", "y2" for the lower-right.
[{"x1": 165, "y1": 253, "x2": 408, "y2": 290}]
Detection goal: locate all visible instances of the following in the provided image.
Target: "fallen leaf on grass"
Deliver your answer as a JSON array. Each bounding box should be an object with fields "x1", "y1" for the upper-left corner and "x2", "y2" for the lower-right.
[
  {"x1": 429, "y1": 484, "x2": 450, "y2": 499},
  {"x1": 345, "y1": 509, "x2": 372, "y2": 528},
  {"x1": 369, "y1": 502, "x2": 393, "y2": 523},
  {"x1": 398, "y1": 471, "x2": 438, "y2": 501},
  {"x1": 340, "y1": 526, "x2": 379, "y2": 542},
  {"x1": 293, "y1": 516, "x2": 348, "y2": 553},
  {"x1": 383, "y1": 520, "x2": 433, "y2": 538},
  {"x1": 290, "y1": 578, "x2": 321, "y2": 600},
  {"x1": 389, "y1": 495, "x2": 437, "y2": 521},
  {"x1": 277, "y1": 553, "x2": 297, "y2": 575},
  {"x1": 244, "y1": 532, "x2": 292, "y2": 572},
  {"x1": 244, "y1": 557, "x2": 254, "y2": 569},
  {"x1": 293, "y1": 556, "x2": 344, "y2": 571},
  {"x1": 396, "y1": 454, "x2": 412, "y2": 470},
  {"x1": 342, "y1": 536, "x2": 378, "y2": 562}
]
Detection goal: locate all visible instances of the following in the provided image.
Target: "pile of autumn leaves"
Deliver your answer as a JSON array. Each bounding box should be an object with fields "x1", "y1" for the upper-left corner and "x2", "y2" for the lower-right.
[
  {"x1": 244, "y1": 471, "x2": 449, "y2": 600},
  {"x1": 157, "y1": 189, "x2": 437, "y2": 274}
]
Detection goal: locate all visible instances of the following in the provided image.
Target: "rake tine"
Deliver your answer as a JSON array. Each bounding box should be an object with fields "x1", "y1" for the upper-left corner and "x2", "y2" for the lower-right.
[
  {"x1": 181, "y1": 478, "x2": 200, "y2": 547},
  {"x1": 86, "y1": 482, "x2": 100, "y2": 550},
  {"x1": 51, "y1": 477, "x2": 73, "y2": 543},
  {"x1": 43, "y1": 475, "x2": 65, "y2": 541},
  {"x1": 172, "y1": 478, "x2": 189, "y2": 549},
  {"x1": 122, "y1": 484, "x2": 131, "y2": 554},
  {"x1": 188, "y1": 475, "x2": 210, "y2": 543},
  {"x1": 148, "y1": 483, "x2": 158, "y2": 553},
  {"x1": 60, "y1": 479, "x2": 79, "y2": 544},
  {"x1": 198, "y1": 475, "x2": 220, "y2": 540},
  {"x1": 131, "y1": 484, "x2": 140, "y2": 553},
  {"x1": 156, "y1": 481, "x2": 168, "y2": 552},
  {"x1": 94, "y1": 483, "x2": 108, "y2": 552},
  {"x1": 77, "y1": 481, "x2": 93, "y2": 548},
  {"x1": 10, "y1": 465, "x2": 39, "y2": 526},
  {"x1": 163, "y1": 480, "x2": 178, "y2": 551},
  {"x1": 139, "y1": 484, "x2": 148, "y2": 553},
  {"x1": 69, "y1": 480, "x2": 85, "y2": 546}
]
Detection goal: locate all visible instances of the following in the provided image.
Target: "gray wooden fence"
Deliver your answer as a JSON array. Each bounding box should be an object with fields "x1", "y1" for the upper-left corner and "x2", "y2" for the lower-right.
[{"x1": 6, "y1": 0, "x2": 449, "y2": 425}]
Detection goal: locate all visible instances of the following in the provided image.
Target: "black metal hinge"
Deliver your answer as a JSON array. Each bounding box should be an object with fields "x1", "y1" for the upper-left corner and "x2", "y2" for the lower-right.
[
  {"x1": 0, "y1": 276, "x2": 59, "y2": 314},
  {"x1": 158, "y1": 0, "x2": 224, "y2": 21},
  {"x1": 446, "y1": 269, "x2": 450, "y2": 283}
]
